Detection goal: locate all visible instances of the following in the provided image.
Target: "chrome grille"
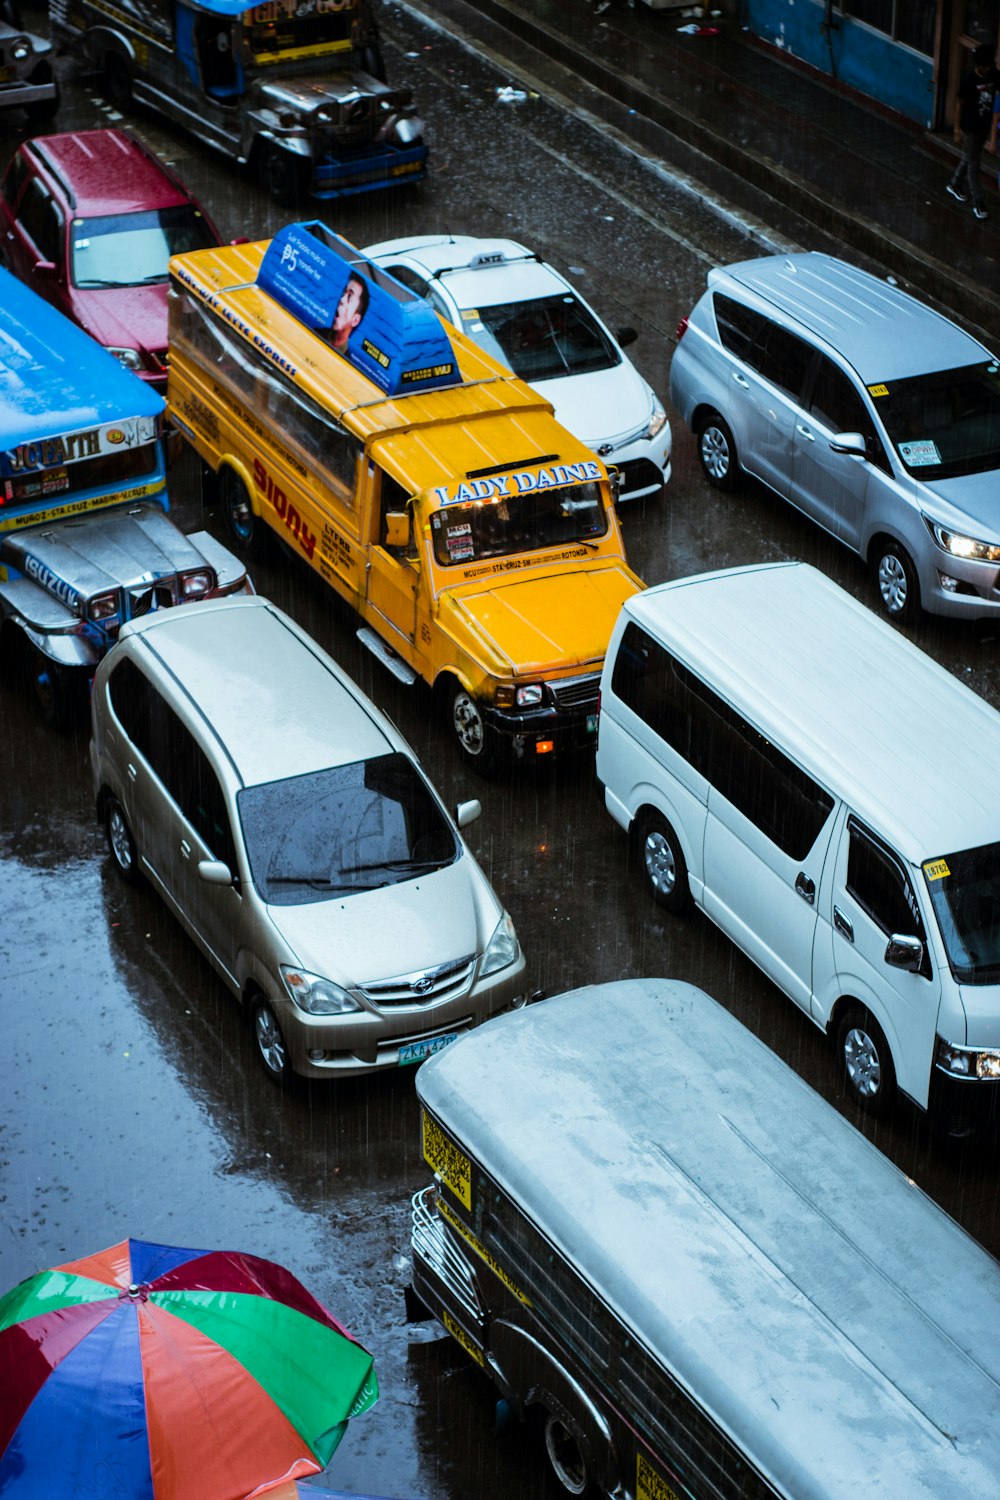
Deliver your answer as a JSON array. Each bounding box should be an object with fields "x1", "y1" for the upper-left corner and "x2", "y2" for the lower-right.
[
  {"x1": 128, "y1": 582, "x2": 177, "y2": 619},
  {"x1": 550, "y1": 671, "x2": 600, "y2": 712},
  {"x1": 360, "y1": 954, "x2": 475, "y2": 1007},
  {"x1": 411, "y1": 1186, "x2": 483, "y2": 1320}
]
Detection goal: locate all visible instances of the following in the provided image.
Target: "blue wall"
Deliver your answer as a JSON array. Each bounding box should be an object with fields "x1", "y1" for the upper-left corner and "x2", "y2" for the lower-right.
[{"x1": 741, "y1": 0, "x2": 935, "y2": 127}]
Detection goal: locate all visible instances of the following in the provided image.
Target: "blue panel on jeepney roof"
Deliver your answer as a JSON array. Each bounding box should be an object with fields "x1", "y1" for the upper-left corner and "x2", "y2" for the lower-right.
[
  {"x1": 258, "y1": 221, "x2": 461, "y2": 396},
  {"x1": 0, "y1": 266, "x2": 164, "y2": 456}
]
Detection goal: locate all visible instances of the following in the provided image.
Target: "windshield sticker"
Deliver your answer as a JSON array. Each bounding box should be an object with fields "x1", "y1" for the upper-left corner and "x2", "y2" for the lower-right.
[
  {"x1": 443, "y1": 520, "x2": 474, "y2": 561},
  {"x1": 868, "y1": 383, "x2": 889, "y2": 397},
  {"x1": 433, "y1": 461, "x2": 602, "y2": 506},
  {"x1": 923, "y1": 858, "x2": 951, "y2": 881},
  {"x1": 898, "y1": 439, "x2": 941, "y2": 467}
]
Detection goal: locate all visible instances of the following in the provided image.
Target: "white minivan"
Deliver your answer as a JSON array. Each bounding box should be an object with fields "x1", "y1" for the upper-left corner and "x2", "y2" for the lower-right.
[{"x1": 596, "y1": 562, "x2": 1000, "y2": 1130}]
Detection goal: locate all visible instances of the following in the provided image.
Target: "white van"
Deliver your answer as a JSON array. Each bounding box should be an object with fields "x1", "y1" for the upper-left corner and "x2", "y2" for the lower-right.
[{"x1": 596, "y1": 562, "x2": 1000, "y2": 1130}]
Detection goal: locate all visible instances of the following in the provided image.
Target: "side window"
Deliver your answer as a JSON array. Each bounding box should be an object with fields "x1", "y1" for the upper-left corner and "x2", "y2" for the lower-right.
[
  {"x1": 847, "y1": 822, "x2": 926, "y2": 944},
  {"x1": 751, "y1": 322, "x2": 814, "y2": 402},
  {"x1": 18, "y1": 181, "x2": 63, "y2": 266},
  {"x1": 713, "y1": 293, "x2": 767, "y2": 363},
  {"x1": 808, "y1": 355, "x2": 891, "y2": 474},
  {"x1": 427, "y1": 286, "x2": 452, "y2": 323},
  {"x1": 385, "y1": 264, "x2": 429, "y2": 297},
  {"x1": 107, "y1": 657, "x2": 155, "y2": 757},
  {"x1": 610, "y1": 623, "x2": 833, "y2": 857},
  {"x1": 155, "y1": 704, "x2": 237, "y2": 871}
]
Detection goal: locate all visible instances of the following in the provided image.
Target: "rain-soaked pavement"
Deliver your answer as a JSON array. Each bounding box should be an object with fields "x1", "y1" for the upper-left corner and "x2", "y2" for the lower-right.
[{"x1": 3, "y1": 5, "x2": 1000, "y2": 1495}]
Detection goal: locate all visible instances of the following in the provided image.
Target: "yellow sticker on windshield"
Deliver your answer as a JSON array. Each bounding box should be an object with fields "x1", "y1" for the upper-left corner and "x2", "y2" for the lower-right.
[
  {"x1": 923, "y1": 858, "x2": 951, "y2": 880},
  {"x1": 461, "y1": 308, "x2": 479, "y2": 319},
  {"x1": 868, "y1": 383, "x2": 889, "y2": 397}
]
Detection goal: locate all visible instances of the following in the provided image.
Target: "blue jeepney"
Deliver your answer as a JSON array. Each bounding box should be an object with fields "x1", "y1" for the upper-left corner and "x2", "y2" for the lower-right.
[{"x1": 48, "y1": 0, "x2": 427, "y2": 205}]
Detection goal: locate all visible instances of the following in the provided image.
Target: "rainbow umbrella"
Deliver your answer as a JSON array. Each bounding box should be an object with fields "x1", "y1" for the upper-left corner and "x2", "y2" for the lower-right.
[{"x1": 0, "y1": 1237, "x2": 378, "y2": 1500}]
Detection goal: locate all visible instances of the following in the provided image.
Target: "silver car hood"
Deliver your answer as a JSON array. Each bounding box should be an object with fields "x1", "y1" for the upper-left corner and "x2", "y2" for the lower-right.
[
  {"x1": 920, "y1": 467, "x2": 1000, "y2": 542},
  {"x1": 266, "y1": 858, "x2": 485, "y2": 987}
]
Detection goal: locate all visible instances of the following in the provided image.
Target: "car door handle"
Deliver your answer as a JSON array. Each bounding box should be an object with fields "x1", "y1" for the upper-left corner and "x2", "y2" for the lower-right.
[
  {"x1": 834, "y1": 905, "x2": 854, "y2": 942},
  {"x1": 180, "y1": 839, "x2": 192, "y2": 861},
  {"x1": 733, "y1": 372, "x2": 749, "y2": 388},
  {"x1": 795, "y1": 872, "x2": 815, "y2": 905},
  {"x1": 796, "y1": 423, "x2": 816, "y2": 441}
]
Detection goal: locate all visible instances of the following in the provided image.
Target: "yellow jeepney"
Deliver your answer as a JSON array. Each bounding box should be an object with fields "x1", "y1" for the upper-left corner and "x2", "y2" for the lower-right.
[{"x1": 167, "y1": 221, "x2": 644, "y2": 770}]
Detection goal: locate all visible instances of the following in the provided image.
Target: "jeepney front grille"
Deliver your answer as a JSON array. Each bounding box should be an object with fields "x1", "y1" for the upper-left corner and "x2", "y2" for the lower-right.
[
  {"x1": 411, "y1": 1186, "x2": 483, "y2": 1320},
  {"x1": 549, "y1": 671, "x2": 600, "y2": 712},
  {"x1": 360, "y1": 954, "x2": 475, "y2": 1007},
  {"x1": 128, "y1": 582, "x2": 177, "y2": 620}
]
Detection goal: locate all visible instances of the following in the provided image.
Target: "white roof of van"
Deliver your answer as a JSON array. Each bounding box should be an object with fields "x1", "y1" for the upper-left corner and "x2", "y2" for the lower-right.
[
  {"x1": 712, "y1": 253, "x2": 987, "y2": 383},
  {"x1": 125, "y1": 596, "x2": 392, "y2": 785},
  {"x1": 417, "y1": 979, "x2": 1000, "y2": 1500},
  {"x1": 622, "y1": 562, "x2": 1000, "y2": 862}
]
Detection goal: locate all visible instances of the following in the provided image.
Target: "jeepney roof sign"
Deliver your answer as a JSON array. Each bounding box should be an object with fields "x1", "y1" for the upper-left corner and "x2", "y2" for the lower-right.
[{"x1": 257, "y1": 222, "x2": 461, "y2": 397}]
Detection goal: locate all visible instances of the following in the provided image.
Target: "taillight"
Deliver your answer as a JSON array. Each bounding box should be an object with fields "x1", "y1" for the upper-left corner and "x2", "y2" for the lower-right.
[{"x1": 675, "y1": 316, "x2": 689, "y2": 341}]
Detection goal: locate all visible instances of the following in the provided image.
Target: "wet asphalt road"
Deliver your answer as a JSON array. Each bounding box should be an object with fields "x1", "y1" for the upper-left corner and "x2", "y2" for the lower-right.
[{"x1": 3, "y1": 6, "x2": 1000, "y2": 1496}]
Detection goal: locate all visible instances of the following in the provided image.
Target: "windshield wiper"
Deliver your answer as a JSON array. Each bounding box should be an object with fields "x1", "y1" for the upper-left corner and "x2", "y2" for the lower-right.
[
  {"x1": 340, "y1": 857, "x2": 446, "y2": 873},
  {"x1": 267, "y1": 874, "x2": 381, "y2": 893}
]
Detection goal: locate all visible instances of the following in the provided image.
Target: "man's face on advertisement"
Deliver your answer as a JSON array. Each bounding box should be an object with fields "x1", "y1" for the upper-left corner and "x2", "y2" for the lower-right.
[{"x1": 333, "y1": 276, "x2": 365, "y2": 346}]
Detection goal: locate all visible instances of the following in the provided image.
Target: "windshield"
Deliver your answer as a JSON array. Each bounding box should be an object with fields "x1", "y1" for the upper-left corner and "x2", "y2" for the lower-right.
[
  {"x1": 465, "y1": 293, "x2": 621, "y2": 382},
  {"x1": 71, "y1": 207, "x2": 218, "y2": 288},
  {"x1": 923, "y1": 842, "x2": 1000, "y2": 984},
  {"x1": 245, "y1": 0, "x2": 356, "y2": 59},
  {"x1": 429, "y1": 481, "x2": 608, "y2": 566},
  {"x1": 238, "y1": 753, "x2": 459, "y2": 907},
  {"x1": 874, "y1": 361, "x2": 1000, "y2": 480}
]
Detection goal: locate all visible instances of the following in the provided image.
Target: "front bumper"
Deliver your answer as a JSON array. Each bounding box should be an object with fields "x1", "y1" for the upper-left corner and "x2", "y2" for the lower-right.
[
  {"x1": 928, "y1": 1065, "x2": 1000, "y2": 1137},
  {"x1": 601, "y1": 424, "x2": 672, "y2": 502},
  {"x1": 275, "y1": 954, "x2": 526, "y2": 1078},
  {"x1": 486, "y1": 674, "x2": 601, "y2": 762},
  {"x1": 311, "y1": 140, "x2": 428, "y2": 199}
]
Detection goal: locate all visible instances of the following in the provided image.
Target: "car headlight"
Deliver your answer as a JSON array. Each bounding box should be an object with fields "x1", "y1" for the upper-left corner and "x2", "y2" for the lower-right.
[
  {"x1": 936, "y1": 1038, "x2": 1000, "y2": 1079},
  {"x1": 644, "y1": 400, "x2": 667, "y2": 441},
  {"x1": 13, "y1": 42, "x2": 30, "y2": 59},
  {"x1": 280, "y1": 965, "x2": 362, "y2": 1015},
  {"x1": 928, "y1": 520, "x2": 1000, "y2": 563},
  {"x1": 108, "y1": 347, "x2": 143, "y2": 372},
  {"x1": 480, "y1": 912, "x2": 520, "y2": 978},
  {"x1": 495, "y1": 683, "x2": 544, "y2": 709},
  {"x1": 179, "y1": 568, "x2": 213, "y2": 599}
]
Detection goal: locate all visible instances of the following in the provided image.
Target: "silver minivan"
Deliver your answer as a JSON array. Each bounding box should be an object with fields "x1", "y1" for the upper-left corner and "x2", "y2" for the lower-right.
[
  {"x1": 670, "y1": 253, "x2": 1000, "y2": 623},
  {"x1": 90, "y1": 594, "x2": 525, "y2": 1083}
]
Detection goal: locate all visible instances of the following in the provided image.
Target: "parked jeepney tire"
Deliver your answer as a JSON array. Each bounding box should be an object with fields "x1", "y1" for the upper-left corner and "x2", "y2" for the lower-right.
[
  {"x1": 837, "y1": 1004, "x2": 896, "y2": 1117},
  {"x1": 220, "y1": 468, "x2": 264, "y2": 560},
  {"x1": 102, "y1": 53, "x2": 133, "y2": 110},
  {"x1": 697, "y1": 410, "x2": 740, "y2": 492},
  {"x1": 249, "y1": 993, "x2": 293, "y2": 1086},
  {"x1": 259, "y1": 143, "x2": 308, "y2": 208},
  {"x1": 634, "y1": 810, "x2": 690, "y2": 914},
  {"x1": 871, "y1": 535, "x2": 921, "y2": 626},
  {"x1": 24, "y1": 70, "x2": 59, "y2": 123},
  {"x1": 448, "y1": 683, "x2": 496, "y2": 776},
  {"x1": 105, "y1": 796, "x2": 141, "y2": 887},
  {"x1": 542, "y1": 1412, "x2": 591, "y2": 1498},
  {"x1": 24, "y1": 643, "x2": 76, "y2": 733}
]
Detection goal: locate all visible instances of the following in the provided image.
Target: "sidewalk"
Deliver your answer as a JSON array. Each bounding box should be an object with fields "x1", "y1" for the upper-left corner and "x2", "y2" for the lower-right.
[{"x1": 409, "y1": 0, "x2": 1000, "y2": 336}]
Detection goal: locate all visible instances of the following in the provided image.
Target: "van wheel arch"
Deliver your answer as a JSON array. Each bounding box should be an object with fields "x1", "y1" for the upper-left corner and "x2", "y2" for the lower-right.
[
  {"x1": 695, "y1": 406, "x2": 741, "y2": 492},
  {"x1": 869, "y1": 533, "x2": 921, "y2": 624},
  {"x1": 219, "y1": 462, "x2": 266, "y2": 559},
  {"x1": 631, "y1": 806, "x2": 691, "y2": 913},
  {"x1": 525, "y1": 1393, "x2": 605, "y2": 1500},
  {"x1": 833, "y1": 997, "x2": 897, "y2": 1116},
  {"x1": 437, "y1": 671, "x2": 497, "y2": 775}
]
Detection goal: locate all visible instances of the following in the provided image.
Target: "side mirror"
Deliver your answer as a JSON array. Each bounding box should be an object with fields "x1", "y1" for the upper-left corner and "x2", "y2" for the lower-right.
[
  {"x1": 198, "y1": 858, "x2": 233, "y2": 886},
  {"x1": 616, "y1": 326, "x2": 638, "y2": 349},
  {"x1": 885, "y1": 933, "x2": 923, "y2": 972},
  {"x1": 829, "y1": 430, "x2": 867, "y2": 457},
  {"x1": 384, "y1": 510, "x2": 410, "y2": 551},
  {"x1": 455, "y1": 799, "x2": 482, "y2": 829}
]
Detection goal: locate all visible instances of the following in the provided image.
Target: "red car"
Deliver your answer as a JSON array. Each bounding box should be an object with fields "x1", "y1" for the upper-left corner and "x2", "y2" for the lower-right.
[{"x1": 0, "y1": 127, "x2": 222, "y2": 392}]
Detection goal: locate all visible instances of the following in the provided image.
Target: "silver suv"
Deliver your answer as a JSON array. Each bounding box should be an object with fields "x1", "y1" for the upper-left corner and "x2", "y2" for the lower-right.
[
  {"x1": 669, "y1": 253, "x2": 1000, "y2": 623},
  {"x1": 90, "y1": 594, "x2": 525, "y2": 1083}
]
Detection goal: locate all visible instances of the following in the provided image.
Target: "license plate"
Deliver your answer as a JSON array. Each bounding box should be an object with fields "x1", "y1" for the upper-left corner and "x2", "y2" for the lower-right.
[
  {"x1": 399, "y1": 1033, "x2": 457, "y2": 1066},
  {"x1": 586, "y1": 713, "x2": 598, "y2": 734}
]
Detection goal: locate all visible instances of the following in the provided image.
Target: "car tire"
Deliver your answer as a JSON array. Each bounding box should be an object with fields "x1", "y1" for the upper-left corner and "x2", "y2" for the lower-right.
[
  {"x1": 103, "y1": 53, "x2": 133, "y2": 110},
  {"x1": 24, "y1": 643, "x2": 76, "y2": 733},
  {"x1": 837, "y1": 1004, "x2": 896, "y2": 1116},
  {"x1": 872, "y1": 537, "x2": 920, "y2": 625},
  {"x1": 220, "y1": 468, "x2": 264, "y2": 559},
  {"x1": 697, "y1": 410, "x2": 740, "y2": 492},
  {"x1": 543, "y1": 1411, "x2": 591, "y2": 1498},
  {"x1": 449, "y1": 683, "x2": 496, "y2": 776},
  {"x1": 259, "y1": 143, "x2": 308, "y2": 208},
  {"x1": 634, "y1": 811, "x2": 690, "y2": 913},
  {"x1": 105, "y1": 796, "x2": 141, "y2": 886},
  {"x1": 250, "y1": 994, "x2": 293, "y2": 1086}
]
